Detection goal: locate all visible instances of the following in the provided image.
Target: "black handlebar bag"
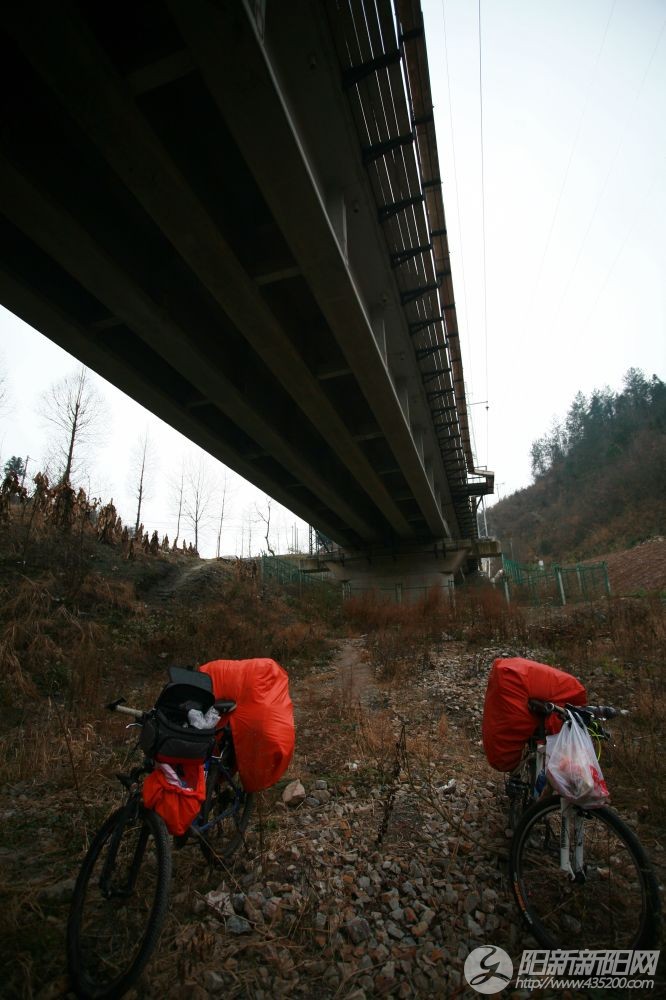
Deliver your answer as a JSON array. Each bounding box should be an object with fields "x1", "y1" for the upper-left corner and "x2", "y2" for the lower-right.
[{"x1": 140, "y1": 668, "x2": 217, "y2": 762}]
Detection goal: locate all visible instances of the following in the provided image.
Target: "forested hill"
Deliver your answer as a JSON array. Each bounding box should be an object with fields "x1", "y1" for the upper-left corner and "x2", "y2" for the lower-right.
[{"x1": 485, "y1": 369, "x2": 666, "y2": 563}]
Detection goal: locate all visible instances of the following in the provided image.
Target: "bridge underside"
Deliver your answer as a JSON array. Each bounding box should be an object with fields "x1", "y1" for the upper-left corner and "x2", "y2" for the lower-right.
[
  {"x1": 0, "y1": 0, "x2": 492, "y2": 557},
  {"x1": 302, "y1": 534, "x2": 500, "y2": 600}
]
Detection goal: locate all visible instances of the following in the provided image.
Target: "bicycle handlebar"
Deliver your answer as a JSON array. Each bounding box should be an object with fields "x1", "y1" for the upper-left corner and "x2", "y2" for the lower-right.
[
  {"x1": 106, "y1": 698, "x2": 145, "y2": 720},
  {"x1": 527, "y1": 698, "x2": 627, "y2": 721},
  {"x1": 583, "y1": 705, "x2": 628, "y2": 720}
]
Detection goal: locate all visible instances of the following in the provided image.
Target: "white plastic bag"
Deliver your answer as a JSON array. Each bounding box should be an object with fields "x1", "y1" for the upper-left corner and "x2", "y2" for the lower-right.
[
  {"x1": 187, "y1": 706, "x2": 220, "y2": 730},
  {"x1": 545, "y1": 710, "x2": 610, "y2": 808}
]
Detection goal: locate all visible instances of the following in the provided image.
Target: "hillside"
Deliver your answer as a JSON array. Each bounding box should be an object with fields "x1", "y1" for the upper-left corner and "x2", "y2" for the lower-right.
[{"x1": 486, "y1": 370, "x2": 666, "y2": 568}]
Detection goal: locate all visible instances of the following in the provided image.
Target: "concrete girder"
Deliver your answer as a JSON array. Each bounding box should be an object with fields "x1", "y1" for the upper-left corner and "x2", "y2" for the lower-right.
[
  {"x1": 167, "y1": 0, "x2": 452, "y2": 539},
  {"x1": 0, "y1": 155, "x2": 379, "y2": 542},
  {"x1": 4, "y1": 0, "x2": 415, "y2": 541},
  {"x1": 0, "y1": 266, "x2": 352, "y2": 545}
]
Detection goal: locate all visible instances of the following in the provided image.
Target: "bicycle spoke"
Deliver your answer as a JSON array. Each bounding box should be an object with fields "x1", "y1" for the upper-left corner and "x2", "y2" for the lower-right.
[{"x1": 512, "y1": 802, "x2": 652, "y2": 949}]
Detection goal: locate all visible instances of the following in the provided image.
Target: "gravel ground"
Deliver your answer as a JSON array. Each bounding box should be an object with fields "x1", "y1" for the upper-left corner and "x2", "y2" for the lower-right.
[{"x1": 4, "y1": 636, "x2": 663, "y2": 999}]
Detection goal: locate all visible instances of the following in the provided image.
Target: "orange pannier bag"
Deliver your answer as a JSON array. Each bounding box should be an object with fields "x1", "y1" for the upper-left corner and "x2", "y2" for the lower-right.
[
  {"x1": 142, "y1": 760, "x2": 206, "y2": 836},
  {"x1": 199, "y1": 658, "x2": 295, "y2": 793},
  {"x1": 482, "y1": 657, "x2": 587, "y2": 772}
]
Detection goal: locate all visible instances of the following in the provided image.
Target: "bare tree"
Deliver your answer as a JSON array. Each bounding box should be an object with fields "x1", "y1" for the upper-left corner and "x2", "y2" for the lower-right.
[
  {"x1": 40, "y1": 366, "x2": 106, "y2": 485},
  {"x1": 183, "y1": 455, "x2": 216, "y2": 553},
  {"x1": 129, "y1": 430, "x2": 155, "y2": 536},
  {"x1": 238, "y1": 515, "x2": 253, "y2": 558},
  {"x1": 214, "y1": 471, "x2": 233, "y2": 558},
  {"x1": 169, "y1": 461, "x2": 185, "y2": 548},
  {"x1": 254, "y1": 497, "x2": 276, "y2": 556}
]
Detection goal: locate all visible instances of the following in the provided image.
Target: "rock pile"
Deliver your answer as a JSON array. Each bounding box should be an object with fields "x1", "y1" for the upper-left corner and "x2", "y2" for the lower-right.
[{"x1": 160, "y1": 643, "x2": 539, "y2": 998}]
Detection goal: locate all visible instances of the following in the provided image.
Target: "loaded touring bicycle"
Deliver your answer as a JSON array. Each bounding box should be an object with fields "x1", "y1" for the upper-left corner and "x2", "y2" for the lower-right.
[{"x1": 67, "y1": 667, "x2": 254, "y2": 999}]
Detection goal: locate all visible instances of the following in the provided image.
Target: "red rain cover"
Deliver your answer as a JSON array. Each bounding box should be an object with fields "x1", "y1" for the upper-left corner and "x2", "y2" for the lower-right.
[
  {"x1": 142, "y1": 761, "x2": 205, "y2": 836},
  {"x1": 482, "y1": 657, "x2": 586, "y2": 772},
  {"x1": 199, "y1": 658, "x2": 295, "y2": 793}
]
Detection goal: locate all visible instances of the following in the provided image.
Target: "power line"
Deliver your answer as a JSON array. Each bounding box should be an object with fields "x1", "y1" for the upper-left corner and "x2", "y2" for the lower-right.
[
  {"x1": 478, "y1": 0, "x2": 489, "y2": 469},
  {"x1": 518, "y1": 0, "x2": 617, "y2": 340},
  {"x1": 547, "y1": 12, "x2": 666, "y2": 336},
  {"x1": 574, "y1": 162, "x2": 664, "y2": 339}
]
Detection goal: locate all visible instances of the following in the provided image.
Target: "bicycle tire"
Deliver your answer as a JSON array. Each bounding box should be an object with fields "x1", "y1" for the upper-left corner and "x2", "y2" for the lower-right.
[
  {"x1": 510, "y1": 797, "x2": 661, "y2": 950},
  {"x1": 196, "y1": 763, "x2": 254, "y2": 866},
  {"x1": 67, "y1": 805, "x2": 171, "y2": 999}
]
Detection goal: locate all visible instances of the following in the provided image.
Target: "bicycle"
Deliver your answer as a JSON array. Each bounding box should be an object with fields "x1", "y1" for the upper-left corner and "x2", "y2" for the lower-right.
[
  {"x1": 67, "y1": 668, "x2": 254, "y2": 999},
  {"x1": 506, "y1": 698, "x2": 661, "y2": 950}
]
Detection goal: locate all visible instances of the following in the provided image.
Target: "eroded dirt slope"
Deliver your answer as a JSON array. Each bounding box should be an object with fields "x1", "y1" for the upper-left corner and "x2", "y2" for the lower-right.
[{"x1": 583, "y1": 537, "x2": 666, "y2": 594}]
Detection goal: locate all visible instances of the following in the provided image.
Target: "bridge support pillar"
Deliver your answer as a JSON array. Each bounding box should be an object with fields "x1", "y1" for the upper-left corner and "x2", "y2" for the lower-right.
[{"x1": 324, "y1": 543, "x2": 470, "y2": 603}]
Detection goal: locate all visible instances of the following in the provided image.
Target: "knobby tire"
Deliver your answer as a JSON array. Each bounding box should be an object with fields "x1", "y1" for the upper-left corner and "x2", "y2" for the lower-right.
[{"x1": 67, "y1": 806, "x2": 171, "y2": 999}]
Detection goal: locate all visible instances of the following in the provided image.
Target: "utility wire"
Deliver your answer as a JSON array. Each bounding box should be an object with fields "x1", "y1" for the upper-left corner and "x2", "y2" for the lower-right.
[
  {"x1": 548, "y1": 12, "x2": 666, "y2": 336},
  {"x1": 478, "y1": 0, "x2": 489, "y2": 470},
  {"x1": 519, "y1": 0, "x2": 617, "y2": 340},
  {"x1": 575, "y1": 162, "x2": 664, "y2": 338}
]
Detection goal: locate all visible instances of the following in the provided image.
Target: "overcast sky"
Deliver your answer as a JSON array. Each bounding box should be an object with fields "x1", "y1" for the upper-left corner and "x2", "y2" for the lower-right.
[
  {"x1": 1, "y1": 0, "x2": 664, "y2": 551},
  {"x1": 424, "y1": 0, "x2": 665, "y2": 500}
]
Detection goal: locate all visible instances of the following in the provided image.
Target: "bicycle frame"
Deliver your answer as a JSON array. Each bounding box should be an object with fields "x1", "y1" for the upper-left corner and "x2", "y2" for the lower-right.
[
  {"x1": 523, "y1": 703, "x2": 611, "y2": 882},
  {"x1": 108, "y1": 697, "x2": 249, "y2": 845},
  {"x1": 192, "y1": 760, "x2": 243, "y2": 834},
  {"x1": 191, "y1": 726, "x2": 247, "y2": 837},
  {"x1": 559, "y1": 802, "x2": 587, "y2": 881},
  {"x1": 507, "y1": 718, "x2": 549, "y2": 806},
  {"x1": 98, "y1": 767, "x2": 151, "y2": 897}
]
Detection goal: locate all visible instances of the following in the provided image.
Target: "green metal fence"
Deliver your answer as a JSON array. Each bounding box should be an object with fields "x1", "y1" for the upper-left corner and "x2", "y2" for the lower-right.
[
  {"x1": 260, "y1": 554, "x2": 331, "y2": 589},
  {"x1": 342, "y1": 581, "x2": 456, "y2": 604},
  {"x1": 502, "y1": 557, "x2": 610, "y2": 606}
]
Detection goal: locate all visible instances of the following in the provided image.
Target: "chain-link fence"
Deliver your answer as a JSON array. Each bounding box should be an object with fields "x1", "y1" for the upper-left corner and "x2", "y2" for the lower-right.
[
  {"x1": 260, "y1": 554, "x2": 332, "y2": 589},
  {"x1": 341, "y1": 580, "x2": 457, "y2": 604}
]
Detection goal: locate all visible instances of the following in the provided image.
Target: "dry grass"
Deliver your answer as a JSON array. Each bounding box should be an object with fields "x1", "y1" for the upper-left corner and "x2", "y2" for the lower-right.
[
  {"x1": 343, "y1": 583, "x2": 665, "y2": 838},
  {"x1": 344, "y1": 584, "x2": 528, "y2": 682},
  {"x1": 75, "y1": 574, "x2": 143, "y2": 615},
  {"x1": 0, "y1": 576, "x2": 113, "y2": 713},
  {"x1": 0, "y1": 523, "x2": 663, "y2": 997}
]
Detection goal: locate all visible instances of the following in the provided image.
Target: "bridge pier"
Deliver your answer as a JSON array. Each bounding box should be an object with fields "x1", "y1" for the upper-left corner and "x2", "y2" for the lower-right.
[{"x1": 322, "y1": 543, "x2": 473, "y2": 604}]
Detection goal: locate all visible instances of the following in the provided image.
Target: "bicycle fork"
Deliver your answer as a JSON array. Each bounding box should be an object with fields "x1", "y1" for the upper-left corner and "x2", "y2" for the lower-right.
[
  {"x1": 100, "y1": 808, "x2": 148, "y2": 899},
  {"x1": 560, "y1": 802, "x2": 587, "y2": 883}
]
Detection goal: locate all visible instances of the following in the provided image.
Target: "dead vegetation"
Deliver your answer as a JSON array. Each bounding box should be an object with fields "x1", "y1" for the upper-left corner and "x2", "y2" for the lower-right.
[{"x1": 0, "y1": 521, "x2": 663, "y2": 996}]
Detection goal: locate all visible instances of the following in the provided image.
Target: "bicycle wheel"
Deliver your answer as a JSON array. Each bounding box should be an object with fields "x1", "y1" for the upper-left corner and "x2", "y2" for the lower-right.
[
  {"x1": 510, "y1": 798, "x2": 660, "y2": 949},
  {"x1": 67, "y1": 805, "x2": 171, "y2": 999},
  {"x1": 196, "y1": 763, "x2": 254, "y2": 866}
]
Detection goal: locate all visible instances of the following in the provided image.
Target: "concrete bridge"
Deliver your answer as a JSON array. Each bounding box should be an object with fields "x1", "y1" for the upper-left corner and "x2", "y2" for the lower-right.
[{"x1": 0, "y1": 0, "x2": 495, "y2": 595}]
